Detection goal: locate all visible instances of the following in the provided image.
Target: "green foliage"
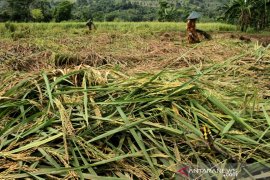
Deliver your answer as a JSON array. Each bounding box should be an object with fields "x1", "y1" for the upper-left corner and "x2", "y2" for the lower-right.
[
  {"x1": 72, "y1": 0, "x2": 157, "y2": 22},
  {"x1": 31, "y1": 9, "x2": 44, "y2": 22},
  {"x1": 4, "y1": 21, "x2": 16, "y2": 32},
  {"x1": 72, "y1": 5, "x2": 92, "y2": 21},
  {"x1": 54, "y1": 1, "x2": 73, "y2": 22},
  {"x1": 158, "y1": 1, "x2": 178, "y2": 22},
  {"x1": 0, "y1": 0, "x2": 234, "y2": 23},
  {"x1": 2, "y1": 0, "x2": 268, "y2": 28},
  {"x1": 0, "y1": 10, "x2": 10, "y2": 22},
  {"x1": 6, "y1": 0, "x2": 34, "y2": 21},
  {"x1": 224, "y1": 0, "x2": 270, "y2": 31},
  {"x1": 30, "y1": 0, "x2": 53, "y2": 22}
]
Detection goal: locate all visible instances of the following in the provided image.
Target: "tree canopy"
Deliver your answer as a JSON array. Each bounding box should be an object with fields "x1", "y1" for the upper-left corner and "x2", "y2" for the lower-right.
[
  {"x1": 0, "y1": 0, "x2": 226, "y2": 22},
  {"x1": 0, "y1": 0, "x2": 269, "y2": 31},
  {"x1": 54, "y1": 1, "x2": 73, "y2": 22},
  {"x1": 224, "y1": 0, "x2": 270, "y2": 31}
]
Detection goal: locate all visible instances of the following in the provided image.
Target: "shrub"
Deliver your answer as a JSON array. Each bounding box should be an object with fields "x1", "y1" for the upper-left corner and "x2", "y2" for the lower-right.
[
  {"x1": 54, "y1": 1, "x2": 73, "y2": 22},
  {"x1": 31, "y1": 9, "x2": 44, "y2": 22}
]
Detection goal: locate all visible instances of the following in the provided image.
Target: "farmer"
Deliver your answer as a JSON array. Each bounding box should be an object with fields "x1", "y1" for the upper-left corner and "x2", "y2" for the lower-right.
[
  {"x1": 186, "y1": 11, "x2": 200, "y2": 44},
  {"x1": 86, "y1": 18, "x2": 96, "y2": 31}
]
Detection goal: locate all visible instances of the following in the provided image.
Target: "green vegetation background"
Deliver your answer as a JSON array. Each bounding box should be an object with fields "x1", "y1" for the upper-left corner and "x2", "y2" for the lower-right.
[{"x1": 0, "y1": 0, "x2": 227, "y2": 22}]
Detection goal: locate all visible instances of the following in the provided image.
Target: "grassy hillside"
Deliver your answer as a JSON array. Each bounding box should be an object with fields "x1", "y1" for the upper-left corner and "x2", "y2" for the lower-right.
[{"x1": 73, "y1": 0, "x2": 229, "y2": 21}]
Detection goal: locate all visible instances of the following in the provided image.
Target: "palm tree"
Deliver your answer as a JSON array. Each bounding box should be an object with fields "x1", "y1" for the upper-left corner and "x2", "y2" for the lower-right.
[
  {"x1": 224, "y1": 0, "x2": 270, "y2": 31},
  {"x1": 252, "y1": 0, "x2": 270, "y2": 30},
  {"x1": 224, "y1": 0, "x2": 253, "y2": 31}
]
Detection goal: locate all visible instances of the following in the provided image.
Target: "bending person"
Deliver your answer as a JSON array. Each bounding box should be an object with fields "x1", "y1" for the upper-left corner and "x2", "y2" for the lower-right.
[{"x1": 186, "y1": 11, "x2": 200, "y2": 44}]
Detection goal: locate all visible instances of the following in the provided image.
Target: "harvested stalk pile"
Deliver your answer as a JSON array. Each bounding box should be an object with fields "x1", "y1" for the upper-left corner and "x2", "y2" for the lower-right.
[{"x1": 0, "y1": 66, "x2": 269, "y2": 179}]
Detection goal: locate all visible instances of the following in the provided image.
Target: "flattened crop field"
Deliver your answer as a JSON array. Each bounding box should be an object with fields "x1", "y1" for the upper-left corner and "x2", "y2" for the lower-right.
[{"x1": 0, "y1": 22, "x2": 270, "y2": 179}]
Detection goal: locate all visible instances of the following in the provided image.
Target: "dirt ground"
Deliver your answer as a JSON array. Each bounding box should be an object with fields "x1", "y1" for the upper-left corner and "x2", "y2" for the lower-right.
[{"x1": 229, "y1": 33, "x2": 270, "y2": 47}]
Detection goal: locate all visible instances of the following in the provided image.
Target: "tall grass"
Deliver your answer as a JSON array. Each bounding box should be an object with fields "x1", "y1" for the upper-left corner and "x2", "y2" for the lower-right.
[
  {"x1": 0, "y1": 22, "x2": 236, "y2": 38},
  {"x1": 96, "y1": 22, "x2": 237, "y2": 32}
]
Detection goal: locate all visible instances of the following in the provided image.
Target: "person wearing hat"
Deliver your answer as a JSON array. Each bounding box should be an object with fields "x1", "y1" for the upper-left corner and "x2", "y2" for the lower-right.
[{"x1": 186, "y1": 11, "x2": 200, "y2": 44}]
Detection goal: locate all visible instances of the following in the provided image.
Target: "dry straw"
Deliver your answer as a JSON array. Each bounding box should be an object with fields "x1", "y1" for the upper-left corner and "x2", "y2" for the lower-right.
[{"x1": 0, "y1": 55, "x2": 269, "y2": 179}]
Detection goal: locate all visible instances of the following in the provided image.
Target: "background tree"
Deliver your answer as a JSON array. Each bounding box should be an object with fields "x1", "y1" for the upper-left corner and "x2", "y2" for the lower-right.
[
  {"x1": 54, "y1": 1, "x2": 73, "y2": 22},
  {"x1": 6, "y1": 0, "x2": 34, "y2": 21},
  {"x1": 0, "y1": 1, "x2": 9, "y2": 21},
  {"x1": 224, "y1": 0, "x2": 270, "y2": 31},
  {"x1": 224, "y1": 0, "x2": 252, "y2": 32},
  {"x1": 158, "y1": 1, "x2": 179, "y2": 22},
  {"x1": 252, "y1": 0, "x2": 270, "y2": 30},
  {"x1": 4, "y1": 0, "x2": 269, "y2": 24},
  {"x1": 31, "y1": 9, "x2": 44, "y2": 22},
  {"x1": 72, "y1": 5, "x2": 92, "y2": 21},
  {"x1": 30, "y1": 0, "x2": 53, "y2": 22}
]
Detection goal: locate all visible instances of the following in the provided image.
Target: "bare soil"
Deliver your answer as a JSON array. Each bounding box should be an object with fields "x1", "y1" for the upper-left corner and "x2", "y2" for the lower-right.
[{"x1": 229, "y1": 33, "x2": 270, "y2": 47}]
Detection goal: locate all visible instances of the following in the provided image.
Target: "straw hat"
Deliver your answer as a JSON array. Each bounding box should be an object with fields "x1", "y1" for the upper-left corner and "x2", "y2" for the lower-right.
[{"x1": 187, "y1": 11, "x2": 201, "y2": 20}]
